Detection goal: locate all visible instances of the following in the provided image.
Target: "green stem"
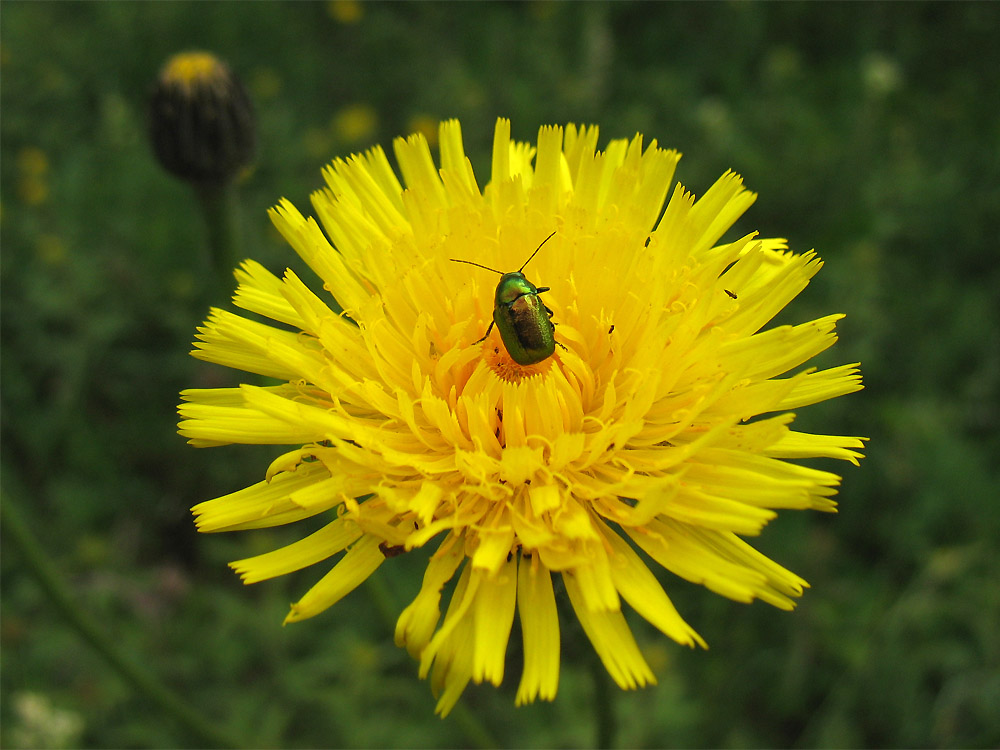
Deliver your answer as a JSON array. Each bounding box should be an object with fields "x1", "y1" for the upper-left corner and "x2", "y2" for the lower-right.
[
  {"x1": 451, "y1": 702, "x2": 501, "y2": 750},
  {"x1": 0, "y1": 493, "x2": 250, "y2": 749},
  {"x1": 195, "y1": 181, "x2": 241, "y2": 302},
  {"x1": 590, "y1": 648, "x2": 617, "y2": 748}
]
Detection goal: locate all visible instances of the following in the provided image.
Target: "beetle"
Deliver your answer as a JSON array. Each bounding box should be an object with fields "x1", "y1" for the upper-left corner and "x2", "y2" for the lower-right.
[{"x1": 450, "y1": 231, "x2": 559, "y2": 365}]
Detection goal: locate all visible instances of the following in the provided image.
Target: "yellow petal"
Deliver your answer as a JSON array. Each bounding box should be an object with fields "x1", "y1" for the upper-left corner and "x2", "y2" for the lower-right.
[
  {"x1": 395, "y1": 535, "x2": 465, "y2": 657},
  {"x1": 229, "y1": 517, "x2": 362, "y2": 583},
  {"x1": 563, "y1": 569, "x2": 656, "y2": 690},
  {"x1": 515, "y1": 556, "x2": 560, "y2": 705},
  {"x1": 471, "y1": 554, "x2": 518, "y2": 685},
  {"x1": 600, "y1": 522, "x2": 706, "y2": 649},
  {"x1": 284, "y1": 534, "x2": 384, "y2": 623}
]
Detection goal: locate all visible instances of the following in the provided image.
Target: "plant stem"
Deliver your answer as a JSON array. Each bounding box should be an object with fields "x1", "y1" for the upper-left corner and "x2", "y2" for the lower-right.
[
  {"x1": 195, "y1": 181, "x2": 241, "y2": 302},
  {"x1": 590, "y1": 647, "x2": 617, "y2": 748},
  {"x1": 0, "y1": 493, "x2": 250, "y2": 749},
  {"x1": 451, "y1": 702, "x2": 501, "y2": 750}
]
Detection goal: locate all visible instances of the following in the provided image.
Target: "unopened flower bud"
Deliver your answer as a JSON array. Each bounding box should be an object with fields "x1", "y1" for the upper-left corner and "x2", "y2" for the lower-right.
[{"x1": 148, "y1": 51, "x2": 256, "y2": 185}]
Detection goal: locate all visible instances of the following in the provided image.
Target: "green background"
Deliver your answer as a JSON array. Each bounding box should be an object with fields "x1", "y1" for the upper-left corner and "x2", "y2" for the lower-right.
[{"x1": 3, "y1": 2, "x2": 998, "y2": 747}]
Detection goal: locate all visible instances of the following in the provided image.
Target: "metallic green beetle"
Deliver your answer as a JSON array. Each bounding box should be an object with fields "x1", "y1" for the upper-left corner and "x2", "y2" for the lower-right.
[{"x1": 451, "y1": 231, "x2": 558, "y2": 365}]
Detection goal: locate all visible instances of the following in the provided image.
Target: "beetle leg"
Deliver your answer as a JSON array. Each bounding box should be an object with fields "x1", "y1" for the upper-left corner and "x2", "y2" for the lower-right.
[
  {"x1": 473, "y1": 319, "x2": 495, "y2": 345},
  {"x1": 535, "y1": 286, "x2": 551, "y2": 294}
]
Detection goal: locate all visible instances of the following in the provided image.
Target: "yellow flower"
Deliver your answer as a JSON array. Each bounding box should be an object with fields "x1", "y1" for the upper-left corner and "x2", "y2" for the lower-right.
[
  {"x1": 327, "y1": 0, "x2": 363, "y2": 24},
  {"x1": 331, "y1": 103, "x2": 378, "y2": 145},
  {"x1": 179, "y1": 119, "x2": 865, "y2": 715},
  {"x1": 406, "y1": 114, "x2": 440, "y2": 148},
  {"x1": 17, "y1": 147, "x2": 50, "y2": 206}
]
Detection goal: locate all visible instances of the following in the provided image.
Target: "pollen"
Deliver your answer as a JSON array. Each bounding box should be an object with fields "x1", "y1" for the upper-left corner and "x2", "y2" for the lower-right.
[{"x1": 482, "y1": 336, "x2": 554, "y2": 384}]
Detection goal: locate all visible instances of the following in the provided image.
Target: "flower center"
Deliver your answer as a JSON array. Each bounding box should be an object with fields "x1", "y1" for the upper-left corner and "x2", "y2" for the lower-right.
[{"x1": 482, "y1": 336, "x2": 553, "y2": 383}]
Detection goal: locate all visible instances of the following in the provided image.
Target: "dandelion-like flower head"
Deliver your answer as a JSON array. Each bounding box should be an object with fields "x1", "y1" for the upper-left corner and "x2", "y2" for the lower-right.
[{"x1": 180, "y1": 119, "x2": 864, "y2": 714}]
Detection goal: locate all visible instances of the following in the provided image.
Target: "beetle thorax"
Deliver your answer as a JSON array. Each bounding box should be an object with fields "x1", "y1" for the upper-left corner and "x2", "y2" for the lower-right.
[{"x1": 494, "y1": 272, "x2": 537, "y2": 306}]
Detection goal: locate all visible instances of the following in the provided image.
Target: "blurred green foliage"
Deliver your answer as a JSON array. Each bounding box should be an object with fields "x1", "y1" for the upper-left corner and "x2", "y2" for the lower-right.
[{"x1": 2, "y1": 2, "x2": 998, "y2": 748}]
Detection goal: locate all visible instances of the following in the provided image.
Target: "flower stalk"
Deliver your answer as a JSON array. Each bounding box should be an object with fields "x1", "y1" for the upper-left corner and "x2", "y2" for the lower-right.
[
  {"x1": 195, "y1": 181, "x2": 242, "y2": 300},
  {"x1": 590, "y1": 645, "x2": 617, "y2": 748},
  {"x1": 0, "y1": 492, "x2": 250, "y2": 750}
]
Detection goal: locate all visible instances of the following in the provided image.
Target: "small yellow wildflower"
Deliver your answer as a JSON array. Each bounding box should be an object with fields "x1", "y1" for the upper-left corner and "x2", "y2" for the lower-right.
[
  {"x1": 327, "y1": 0, "x2": 363, "y2": 24},
  {"x1": 331, "y1": 103, "x2": 378, "y2": 145},
  {"x1": 406, "y1": 114, "x2": 440, "y2": 148},
  {"x1": 17, "y1": 146, "x2": 49, "y2": 177},
  {"x1": 17, "y1": 147, "x2": 49, "y2": 206},
  {"x1": 179, "y1": 119, "x2": 865, "y2": 715}
]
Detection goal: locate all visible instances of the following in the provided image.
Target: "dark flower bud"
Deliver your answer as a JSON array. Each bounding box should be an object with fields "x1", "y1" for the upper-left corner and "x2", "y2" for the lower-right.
[{"x1": 148, "y1": 51, "x2": 256, "y2": 185}]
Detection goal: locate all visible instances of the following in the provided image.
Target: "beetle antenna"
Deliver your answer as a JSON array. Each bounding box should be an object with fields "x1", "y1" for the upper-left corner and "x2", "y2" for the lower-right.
[
  {"x1": 518, "y1": 231, "x2": 557, "y2": 273},
  {"x1": 449, "y1": 258, "x2": 503, "y2": 274}
]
